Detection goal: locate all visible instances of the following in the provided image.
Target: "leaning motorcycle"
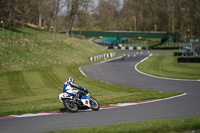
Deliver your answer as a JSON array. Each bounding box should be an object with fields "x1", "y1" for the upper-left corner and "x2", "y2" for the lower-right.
[{"x1": 59, "y1": 90, "x2": 100, "y2": 113}]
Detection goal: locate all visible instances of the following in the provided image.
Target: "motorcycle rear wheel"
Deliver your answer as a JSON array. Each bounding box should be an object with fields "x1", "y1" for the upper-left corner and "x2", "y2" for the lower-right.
[
  {"x1": 63, "y1": 99, "x2": 78, "y2": 113},
  {"x1": 89, "y1": 97, "x2": 99, "y2": 111}
]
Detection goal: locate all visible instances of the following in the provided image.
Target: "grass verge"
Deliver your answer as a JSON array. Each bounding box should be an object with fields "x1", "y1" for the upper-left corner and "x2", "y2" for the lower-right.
[
  {"x1": 137, "y1": 51, "x2": 200, "y2": 80},
  {"x1": 0, "y1": 38, "x2": 180, "y2": 117},
  {"x1": 48, "y1": 117, "x2": 200, "y2": 133}
]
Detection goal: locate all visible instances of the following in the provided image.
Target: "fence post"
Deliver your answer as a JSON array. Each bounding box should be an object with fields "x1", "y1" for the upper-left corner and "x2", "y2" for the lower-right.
[
  {"x1": 7, "y1": 32, "x2": 9, "y2": 42},
  {"x1": 12, "y1": 35, "x2": 14, "y2": 44}
]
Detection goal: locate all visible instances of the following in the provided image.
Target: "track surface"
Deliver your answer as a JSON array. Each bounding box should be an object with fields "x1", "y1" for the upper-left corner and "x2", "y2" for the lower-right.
[{"x1": 0, "y1": 50, "x2": 200, "y2": 133}]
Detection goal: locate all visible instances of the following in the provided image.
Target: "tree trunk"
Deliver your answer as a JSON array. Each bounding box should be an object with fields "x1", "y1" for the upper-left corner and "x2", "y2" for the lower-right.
[
  {"x1": 21, "y1": 18, "x2": 25, "y2": 27},
  {"x1": 8, "y1": 9, "x2": 12, "y2": 30},
  {"x1": 172, "y1": 19, "x2": 175, "y2": 33},
  {"x1": 154, "y1": 24, "x2": 157, "y2": 31},
  {"x1": 49, "y1": 18, "x2": 53, "y2": 32},
  {"x1": 66, "y1": 18, "x2": 74, "y2": 36},
  {"x1": 39, "y1": 12, "x2": 42, "y2": 27},
  {"x1": 66, "y1": 28, "x2": 70, "y2": 36},
  {"x1": 133, "y1": 16, "x2": 137, "y2": 31},
  {"x1": 65, "y1": 0, "x2": 79, "y2": 36},
  {"x1": 43, "y1": 20, "x2": 46, "y2": 29}
]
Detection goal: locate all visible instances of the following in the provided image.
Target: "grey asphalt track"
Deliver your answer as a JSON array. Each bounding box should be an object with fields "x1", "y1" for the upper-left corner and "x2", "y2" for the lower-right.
[{"x1": 0, "y1": 50, "x2": 200, "y2": 133}]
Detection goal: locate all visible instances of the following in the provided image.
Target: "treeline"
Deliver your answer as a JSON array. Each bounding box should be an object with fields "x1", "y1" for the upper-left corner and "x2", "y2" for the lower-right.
[
  {"x1": 93, "y1": 0, "x2": 200, "y2": 38},
  {"x1": 0, "y1": 0, "x2": 65, "y2": 32},
  {"x1": 0, "y1": 0, "x2": 200, "y2": 37}
]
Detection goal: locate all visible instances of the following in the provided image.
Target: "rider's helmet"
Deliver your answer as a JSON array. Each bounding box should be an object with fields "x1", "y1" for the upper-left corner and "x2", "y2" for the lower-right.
[{"x1": 67, "y1": 77, "x2": 74, "y2": 83}]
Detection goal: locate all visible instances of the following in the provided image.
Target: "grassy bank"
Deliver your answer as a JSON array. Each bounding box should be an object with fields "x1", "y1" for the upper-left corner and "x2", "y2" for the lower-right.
[
  {"x1": 0, "y1": 24, "x2": 66, "y2": 45},
  {"x1": 137, "y1": 51, "x2": 200, "y2": 80},
  {"x1": 0, "y1": 36, "x2": 180, "y2": 116},
  {"x1": 48, "y1": 117, "x2": 200, "y2": 133}
]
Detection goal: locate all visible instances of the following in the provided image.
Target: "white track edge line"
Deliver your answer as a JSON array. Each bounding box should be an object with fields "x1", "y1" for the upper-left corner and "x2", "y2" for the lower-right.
[
  {"x1": 79, "y1": 67, "x2": 88, "y2": 77},
  {"x1": 101, "y1": 93, "x2": 187, "y2": 110},
  {"x1": 4, "y1": 93, "x2": 186, "y2": 119}
]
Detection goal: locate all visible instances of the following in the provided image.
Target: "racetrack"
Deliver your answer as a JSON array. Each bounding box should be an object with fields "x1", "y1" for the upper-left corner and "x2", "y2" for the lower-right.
[{"x1": 0, "y1": 50, "x2": 200, "y2": 133}]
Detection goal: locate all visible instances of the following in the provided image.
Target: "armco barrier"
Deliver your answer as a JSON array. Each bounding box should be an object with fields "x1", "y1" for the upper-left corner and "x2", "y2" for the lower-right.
[
  {"x1": 150, "y1": 47, "x2": 179, "y2": 50},
  {"x1": 89, "y1": 52, "x2": 116, "y2": 61},
  {"x1": 174, "y1": 52, "x2": 184, "y2": 56},
  {"x1": 177, "y1": 57, "x2": 200, "y2": 63}
]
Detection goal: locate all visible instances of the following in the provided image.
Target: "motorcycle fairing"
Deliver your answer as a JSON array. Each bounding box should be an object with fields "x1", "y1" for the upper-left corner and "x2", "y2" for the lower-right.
[
  {"x1": 81, "y1": 96, "x2": 90, "y2": 108},
  {"x1": 59, "y1": 93, "x2": 72, "y2": 102}
]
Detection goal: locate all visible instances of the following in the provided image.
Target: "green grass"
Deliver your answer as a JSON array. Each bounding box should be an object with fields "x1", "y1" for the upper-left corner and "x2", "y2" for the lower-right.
[
  {"x1": 0, "y1": 37, "x2": 180, "y2": 117},
  {"x1": 0, "y1": 24, "x2": 66, "y2": 44},
  {"x1": 0, "y1": 24, "x2": 48, "y2": 37},
  {"x1": 137, "y1": 51, "x2": 200, "y2": 80},
  {"x1": 11, "y1": 24, "x2": 48, "y2": 34},
  {"x1": 0, "y1": 23, "x2": 48, "y2": 35},
  {"x1": 48, "y1": 117, "x2": 200, "y2": 133}
]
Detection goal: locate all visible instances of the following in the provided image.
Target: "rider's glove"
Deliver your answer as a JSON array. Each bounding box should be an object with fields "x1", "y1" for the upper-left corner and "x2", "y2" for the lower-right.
[{"x1": 84, "y1": 89, "x2": 89, "y2": 94}]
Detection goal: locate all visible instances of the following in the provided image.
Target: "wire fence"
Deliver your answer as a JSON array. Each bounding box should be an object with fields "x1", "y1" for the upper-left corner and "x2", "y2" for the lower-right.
[
  {"x1": 0, "y1": 30, "x2": 67, "y2": 44},
  {"x1": 179, "y1": 40, "x2": 200, "y2": 57}
]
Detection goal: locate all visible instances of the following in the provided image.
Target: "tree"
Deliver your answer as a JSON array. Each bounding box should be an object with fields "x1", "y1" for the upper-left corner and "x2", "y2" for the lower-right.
[
  {"x1": 16, "y1": 0, "x2": 31, "y2": 27},
  {"x1": 0, "y1": 0, "x2": 200, "y2": 38},
  {"x1": 94, "y1": 0, "x2": 121, "y2": 30},
  {"x1": 0, "y1": 0, "x2": 18, "y2": 29},
  {"x1": 64, "y1": 0, "x2": 93, "y2": 36},
  {"x1": 64, "y1": 0, "x2": 79, "y2": 36}
]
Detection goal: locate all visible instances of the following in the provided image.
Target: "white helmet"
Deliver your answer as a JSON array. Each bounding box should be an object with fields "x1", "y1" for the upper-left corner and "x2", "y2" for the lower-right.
[{"x1": 67, "y1": 77, "x2": 74, "y2": 83}]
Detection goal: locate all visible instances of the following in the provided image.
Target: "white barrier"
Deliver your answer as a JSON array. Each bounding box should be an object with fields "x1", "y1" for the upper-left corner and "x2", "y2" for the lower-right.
[{"x1": 89, "y1": 52, "x2": 116, "y2": 61}]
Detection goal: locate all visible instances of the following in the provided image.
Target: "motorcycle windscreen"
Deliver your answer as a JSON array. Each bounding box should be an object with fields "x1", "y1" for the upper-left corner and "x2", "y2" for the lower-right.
[{"x1": 81, "y1": 96, "x2": 91, "y2": 108}]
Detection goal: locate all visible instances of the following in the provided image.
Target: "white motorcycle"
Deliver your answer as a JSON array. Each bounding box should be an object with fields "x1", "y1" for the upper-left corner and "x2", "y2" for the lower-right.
[{"x1": 59, "y1": 90, "x2": 99, "y2": 113}]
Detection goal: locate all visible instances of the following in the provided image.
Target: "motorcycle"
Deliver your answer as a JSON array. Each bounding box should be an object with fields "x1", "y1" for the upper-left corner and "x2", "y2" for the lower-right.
[{"x1": 59, "y1": 90, "x2": 100, "y2": 113}]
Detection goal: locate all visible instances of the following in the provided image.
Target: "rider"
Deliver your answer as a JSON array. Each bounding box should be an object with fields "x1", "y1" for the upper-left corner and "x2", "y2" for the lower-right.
[{"x1": 63, "y1": 77, "x2": 89, "y2": 99}]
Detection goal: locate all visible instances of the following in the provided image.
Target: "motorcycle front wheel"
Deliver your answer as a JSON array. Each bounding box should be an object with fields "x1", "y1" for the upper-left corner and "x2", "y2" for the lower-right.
[
  {"x1": 63, "y1": 99, "x2": 78, "y2": 113},
  {"x1": 89, "y1": 97, "x2": 99, "y2": 111}
]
